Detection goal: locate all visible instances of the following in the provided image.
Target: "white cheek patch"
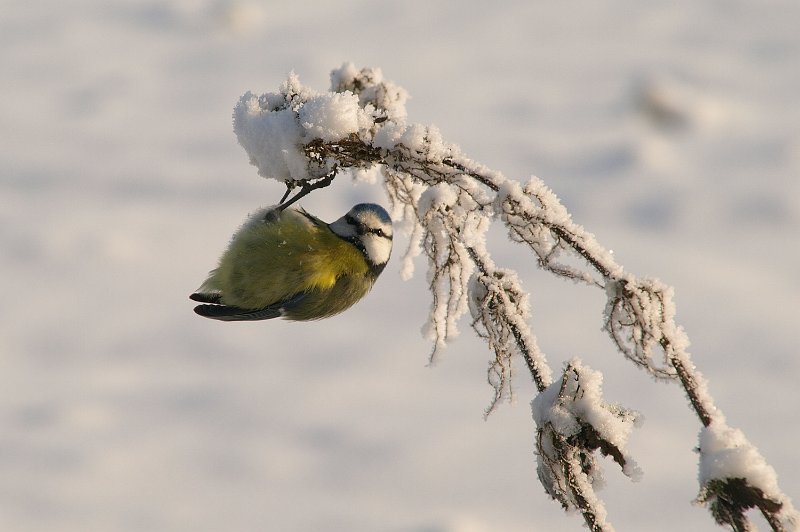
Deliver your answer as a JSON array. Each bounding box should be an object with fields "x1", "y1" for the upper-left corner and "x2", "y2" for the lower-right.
[{"x1": 362, "y1": 234, "x2": 392, "y2": 265}]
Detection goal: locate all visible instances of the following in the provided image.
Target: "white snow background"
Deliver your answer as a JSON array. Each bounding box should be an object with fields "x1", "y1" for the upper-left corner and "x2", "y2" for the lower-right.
[{"x1": 2, "y1": 1, "x2": 799, "y2": 531}]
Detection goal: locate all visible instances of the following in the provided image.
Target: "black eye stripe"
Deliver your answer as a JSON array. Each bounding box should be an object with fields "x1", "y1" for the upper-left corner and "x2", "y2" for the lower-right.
[
  {"x1": 346, "y1": 214, "x2": 390, "y2": 238},
  {"x1": 364, "y1": 227, "x2": 390, "y2": 238}
]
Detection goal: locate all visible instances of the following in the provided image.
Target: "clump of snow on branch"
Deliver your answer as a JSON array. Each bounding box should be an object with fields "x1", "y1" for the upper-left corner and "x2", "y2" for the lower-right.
[
  {"x1": 329, "y1": 62, "x2": 409, "y2": 123},
  {"x1": 233, "y1": 68, "x2": 389, "y2": 183},
  {"x1": 699, "y1": 421, "x2": 779, "y2": 492},
  {"x1": 299, "y1": 91, "x2": 372, "y2": 143},
  {"x1": 696, "y1": 419, "x2": 797, "y2": 531},
  {"x1": 533, "y1": 360, "x2": 642, "y2": 531},
  {"x1": 533, "y1": 359, "x2": 643, "y2": 485},
  {"x1": 233, "y1": 88, "x2": 307, "y2": 182}
]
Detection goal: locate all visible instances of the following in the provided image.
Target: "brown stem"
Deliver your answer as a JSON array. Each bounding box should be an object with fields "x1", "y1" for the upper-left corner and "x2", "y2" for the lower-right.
[
  {"x1": 551, "y1": 431, "x2": 607, "y2": 532},
  {"x1": 662, "y1": 339, "x2": 714, "y2": 427}
]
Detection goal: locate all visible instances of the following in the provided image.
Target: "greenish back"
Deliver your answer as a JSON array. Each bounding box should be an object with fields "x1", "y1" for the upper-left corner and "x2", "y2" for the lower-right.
[{"x1": 211, "y1": 208, "x2": 369, "y2": 310}]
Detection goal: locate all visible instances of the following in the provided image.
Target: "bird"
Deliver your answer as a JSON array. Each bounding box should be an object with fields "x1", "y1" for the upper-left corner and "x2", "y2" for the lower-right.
[{"x1": 190, "y1": 203, "x2": 393, "y2": 321}]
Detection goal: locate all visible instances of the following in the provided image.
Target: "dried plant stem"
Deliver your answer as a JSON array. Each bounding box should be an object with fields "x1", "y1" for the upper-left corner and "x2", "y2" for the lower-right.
[{"x1": 238, "y1": 66, "x2": 797, "y2": 530}]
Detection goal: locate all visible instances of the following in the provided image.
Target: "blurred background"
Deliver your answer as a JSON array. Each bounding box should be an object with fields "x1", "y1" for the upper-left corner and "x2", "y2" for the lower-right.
[{"x1": 1, "y1": 1, "x2": 798, "y2": 530}]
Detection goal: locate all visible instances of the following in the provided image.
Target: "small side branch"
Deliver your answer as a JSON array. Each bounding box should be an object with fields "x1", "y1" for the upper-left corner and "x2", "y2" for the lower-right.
[
  {"x1": 551, "y1": 430, "x2": 609, "y2": 532},
  {"x1": 277, "y1": 169, "x2": 338, "y2": 211},
  {"x1": 466, "y1": 245, "x2": 550, "y2": 394}
]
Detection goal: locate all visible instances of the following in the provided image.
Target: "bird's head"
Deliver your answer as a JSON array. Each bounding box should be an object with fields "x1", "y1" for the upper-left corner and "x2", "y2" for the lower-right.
[{"x1": 329, "y1": 203, "x2": 393, "y2": 273}]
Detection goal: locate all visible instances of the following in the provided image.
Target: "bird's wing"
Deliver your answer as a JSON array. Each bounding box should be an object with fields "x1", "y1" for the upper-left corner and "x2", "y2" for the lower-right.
[
  {"x1": 296, "y1": 207, "x2": 327, "y2": 228},
  {"x1": 193, "y1": 292, "x2": 306, "y2": 322},
  {"x1": 193, "y1": 303, "x2": 283, "y2": 321}
]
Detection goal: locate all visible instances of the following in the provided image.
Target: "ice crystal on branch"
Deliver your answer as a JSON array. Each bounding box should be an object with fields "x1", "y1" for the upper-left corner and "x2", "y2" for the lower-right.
[{"x1": 229, "y1": 63, "x2": 798, "y2": 532}]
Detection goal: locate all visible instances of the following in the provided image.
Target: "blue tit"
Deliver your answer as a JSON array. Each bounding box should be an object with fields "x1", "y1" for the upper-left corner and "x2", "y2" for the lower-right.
[{"x1": 190, "y1": 203, "x2": 393, "y2": 321}]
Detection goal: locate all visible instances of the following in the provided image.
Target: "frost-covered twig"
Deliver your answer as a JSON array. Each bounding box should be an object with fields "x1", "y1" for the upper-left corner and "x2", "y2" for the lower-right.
[
  {"x1": 467, "y1": 245, "x2": 551, "y2": 397},
  {"x1": 696, "y1": 420, "x2": 797, "y2": 531},
  {"x1": 230, "y1": 63, "x2": 798, "y2": 531},
  {"x1": 534, "y1": 360, "x2": 643, "y2": 532}
]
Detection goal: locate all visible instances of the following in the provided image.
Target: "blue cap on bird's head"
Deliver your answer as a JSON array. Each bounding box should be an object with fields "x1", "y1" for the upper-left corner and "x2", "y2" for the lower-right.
[{"x1": 349, "y1": 203, "x2": 392, "y2": 226}]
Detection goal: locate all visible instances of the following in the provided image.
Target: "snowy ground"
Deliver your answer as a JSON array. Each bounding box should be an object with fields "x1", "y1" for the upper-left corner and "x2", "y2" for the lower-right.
[{"x1": 2, "y1": 1, "x2": 798, "y2": 531}]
